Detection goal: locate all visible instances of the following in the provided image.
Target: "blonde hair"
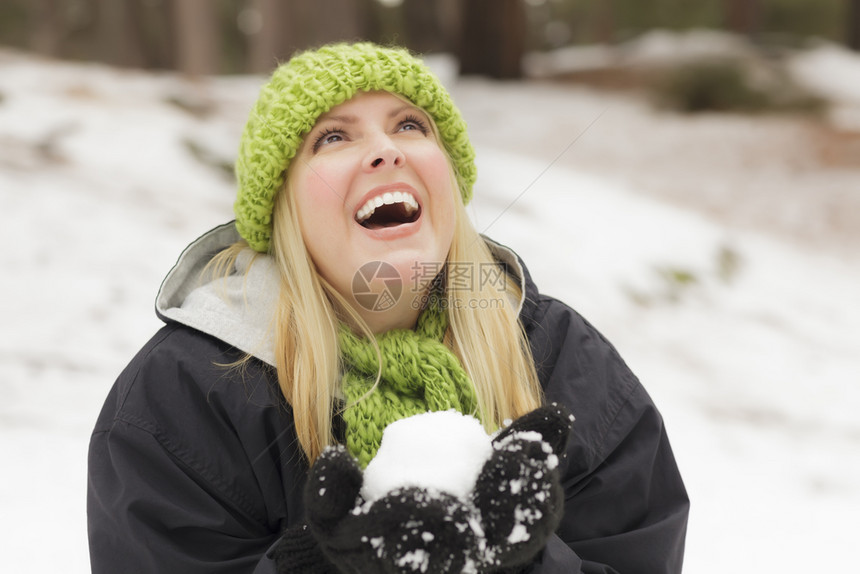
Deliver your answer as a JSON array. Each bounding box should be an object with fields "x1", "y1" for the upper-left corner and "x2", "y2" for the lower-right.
[{"x1": 446, "y1": 192, "x2": 543, "y2": 428}]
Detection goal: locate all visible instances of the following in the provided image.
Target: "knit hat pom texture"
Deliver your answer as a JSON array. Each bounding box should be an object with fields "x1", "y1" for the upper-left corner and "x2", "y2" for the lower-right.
[{"x1": 234, "y1": 42, "x2": 477, "y2": 252}]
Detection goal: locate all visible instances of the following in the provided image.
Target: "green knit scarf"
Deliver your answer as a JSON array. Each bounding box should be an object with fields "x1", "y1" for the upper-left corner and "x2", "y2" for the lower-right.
[{"x1": 338, "y1": 303, "x2": 479, "y2": 468}]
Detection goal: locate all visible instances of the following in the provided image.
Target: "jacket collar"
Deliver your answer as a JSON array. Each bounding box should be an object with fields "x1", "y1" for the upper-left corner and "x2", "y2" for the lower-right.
[
  {"x1": 156, "y1": 222, "x2": 280, "y2": 366},
  {"x1": 481, "y1": 235, "x2": 541, "y2": 331},
  {"x1": 156, "y1": 223, "x2": 539, "y2": 367}
]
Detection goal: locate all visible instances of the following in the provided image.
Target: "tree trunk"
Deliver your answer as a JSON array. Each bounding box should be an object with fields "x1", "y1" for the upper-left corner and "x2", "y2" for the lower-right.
[
  {"x1": 404, "y1": 0, "x2": 445, "y2": 53},
  {"x1": 30, "y1": 0, "x2": 62, "y2": 57},
  {"x1": 458, "y1": 0, "x2": 526, "y2": 78},
  {"x1": 849, "y1": 0, "x2": 860, "y2": 51},
  {"x1": 724, "y1": 0, "x2": 761, "y2": 38},
  {"x1": 594, "y1": 0, "x2": 616, "y2": 44},
  {"x1": 438, "y1": 0, "x2": 462, "y2": 53},
  {"x1": 296, "y1": 0, "x2": 372, "y2": 48},
  {"x1": 138, "y1": 0, "x2": 177, "y2": 70},
  {"x1": 97, "y1": 0, "x2": 146, "y2": 68},
  {"x1": 173, "y1": 0, "x2": 220, "y2": 76},
  {"x1": 248, "y1": 0, "x2": 374, "y2": 73},
  {"x1": 247, "y1": 0, "x2": 289, "y2": 73}
]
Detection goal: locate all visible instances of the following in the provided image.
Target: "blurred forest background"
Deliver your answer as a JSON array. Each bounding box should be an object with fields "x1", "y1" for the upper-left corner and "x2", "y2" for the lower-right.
[
  {"x1": 3, "y1": 3, "x2": 860, "y2": 572},
  {"x1": 1, "y1": 0, "x2": 859, "y2": 78}
]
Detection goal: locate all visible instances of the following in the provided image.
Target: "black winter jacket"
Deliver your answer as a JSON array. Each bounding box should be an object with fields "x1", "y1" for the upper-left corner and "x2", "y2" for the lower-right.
[{"x1": 87, "y1": 224, "x2": 689, "y2": 573}]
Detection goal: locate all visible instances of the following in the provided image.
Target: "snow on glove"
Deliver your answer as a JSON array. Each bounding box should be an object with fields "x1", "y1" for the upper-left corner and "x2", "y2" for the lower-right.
[
  {"x1": 304, "y1": 443, "x2": 479, "y2": 574},
  {"x1": 472, "y1": 403, "x2": 574, "y2": 572},
  {"x1": 304, "y1": 405, "x2": 573, "y2": 574}
]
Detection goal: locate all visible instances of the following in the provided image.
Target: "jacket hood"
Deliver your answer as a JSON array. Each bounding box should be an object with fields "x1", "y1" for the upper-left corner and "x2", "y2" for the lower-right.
[{"x1": 155, "y1": 222, "x2": 536, "y2": 367}]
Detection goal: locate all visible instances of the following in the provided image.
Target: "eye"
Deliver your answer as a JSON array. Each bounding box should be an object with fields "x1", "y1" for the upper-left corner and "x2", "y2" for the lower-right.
[
  {"x1": 397, "y1": 114, "x2": 429, "y2": 135},
  {"x1": 312, "y1": 128, "x2": 346, "y2": 152}
]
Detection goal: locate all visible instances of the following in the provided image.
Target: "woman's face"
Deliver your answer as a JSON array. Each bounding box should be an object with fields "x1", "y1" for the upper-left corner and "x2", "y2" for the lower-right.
[{"x1": 288, "y1": 91, "x2": 457, "y2": 330}]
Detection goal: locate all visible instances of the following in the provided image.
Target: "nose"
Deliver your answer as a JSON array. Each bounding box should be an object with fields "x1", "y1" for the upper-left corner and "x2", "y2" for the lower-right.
[{"x1": 363, "y1": 134, "x2": 405, "y2": 172}]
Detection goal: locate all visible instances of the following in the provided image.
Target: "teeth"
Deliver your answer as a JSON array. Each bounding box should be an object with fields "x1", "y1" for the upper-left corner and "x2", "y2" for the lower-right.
[{"x1": 356, "y1": 192, "x2": 419, "y2": 223}]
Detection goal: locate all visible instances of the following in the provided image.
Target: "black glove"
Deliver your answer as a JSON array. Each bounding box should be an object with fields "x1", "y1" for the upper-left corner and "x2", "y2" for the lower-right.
[
  {"x1": 474, "y1": 402, "x2": 573, "y2": 572},
  {"x1": 303, "y1": 404, "x2": 573, "y2": 574},
  {"x1": 272, "y1": 522, "x2": 339, "y2": 574}
]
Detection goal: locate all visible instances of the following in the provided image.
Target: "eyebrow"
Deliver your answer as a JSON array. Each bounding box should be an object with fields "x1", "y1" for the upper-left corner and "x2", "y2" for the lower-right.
[
  {"x1": 318, "y1": 114, "x2": 357, "y2": 125},
  {"x1": 388, "y1": 104, "x2": 419, "y2": 118},
  {"x1": 316, "y1": 104, "x2": 424, "y2": 126}
]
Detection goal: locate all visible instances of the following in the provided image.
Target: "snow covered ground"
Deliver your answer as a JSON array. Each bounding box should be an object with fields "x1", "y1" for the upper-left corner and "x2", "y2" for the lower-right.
[{"x1": 1, "y1": 33, "x2": 858, "y2": 572}]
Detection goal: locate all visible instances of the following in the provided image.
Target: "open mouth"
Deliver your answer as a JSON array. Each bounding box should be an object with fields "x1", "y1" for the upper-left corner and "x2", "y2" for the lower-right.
[{"x1": 355, "y1": 191, "x2": 421, "y2": 230}]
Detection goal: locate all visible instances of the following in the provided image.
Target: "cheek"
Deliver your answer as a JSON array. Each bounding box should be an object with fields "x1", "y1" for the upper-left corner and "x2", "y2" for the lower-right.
[
  {"x1": 290, "y1": 166, "x2": 349, "y2": 278},
  {"x1": 293, "y1": 165, "x2": 346, "y2": 224},
  {"x1": 421, "y1": 148, "x2": 456, "y2": 191},
  {"x1": 419, "y1": 149, "x2": 458, "y2": 224}
]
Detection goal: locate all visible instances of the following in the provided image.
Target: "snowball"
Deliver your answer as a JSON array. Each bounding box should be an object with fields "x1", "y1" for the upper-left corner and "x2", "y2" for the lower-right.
[{"x1": 361, "y1": 410, "x2": 493, "y2": 502}]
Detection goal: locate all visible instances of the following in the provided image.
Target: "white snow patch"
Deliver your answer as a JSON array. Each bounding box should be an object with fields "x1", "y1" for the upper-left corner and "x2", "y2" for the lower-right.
[
  {"x1": 507, "y1": 524, "x2": 530, "y2": 545},
  {"x1": 786, "y1": 41, "x2": 860, "y2": 130},
  {"x1": 787, "y1": 41, "x2": 860, "y2": 107},
  {"x1": 509, "y1": 479, "x2": 523, "y2": 495},
  {"x1": 620, "y1": 28, "x2": 758, "y2": 67},
  {"x1": 396, "y1": 549, "x2": 429, "y2": 572},
  {"x1": 361, "y1": 410, "x2": 493, "y2": 502}
]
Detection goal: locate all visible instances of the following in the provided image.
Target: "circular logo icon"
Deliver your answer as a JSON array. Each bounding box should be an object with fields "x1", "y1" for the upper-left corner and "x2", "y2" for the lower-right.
[{"x1": 352, "y1": 261, "x2": 403, "y2": 312}]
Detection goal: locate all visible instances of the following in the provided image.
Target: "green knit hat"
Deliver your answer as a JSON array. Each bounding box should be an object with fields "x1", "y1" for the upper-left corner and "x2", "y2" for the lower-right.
[{"x1": 234, "y1": 42, "x2": 477, "y2": 253}]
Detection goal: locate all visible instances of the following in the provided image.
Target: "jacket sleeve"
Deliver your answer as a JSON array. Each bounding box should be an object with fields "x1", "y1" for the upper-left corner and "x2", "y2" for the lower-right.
[
  {"x1": 525, "y1": 299, "x2": 689, "y2": 573},
  {"x1": 88, "y1": 416, "x2": 280, "y2": 574},
  {"x1": 87, "y1": 326, "x2": 295, "y2": 574}
]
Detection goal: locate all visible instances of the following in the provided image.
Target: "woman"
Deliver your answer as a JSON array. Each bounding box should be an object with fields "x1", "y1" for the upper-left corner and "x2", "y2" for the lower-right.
[{"x1": 88, "y1": 43, "x2": 689, "y2": 574}]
